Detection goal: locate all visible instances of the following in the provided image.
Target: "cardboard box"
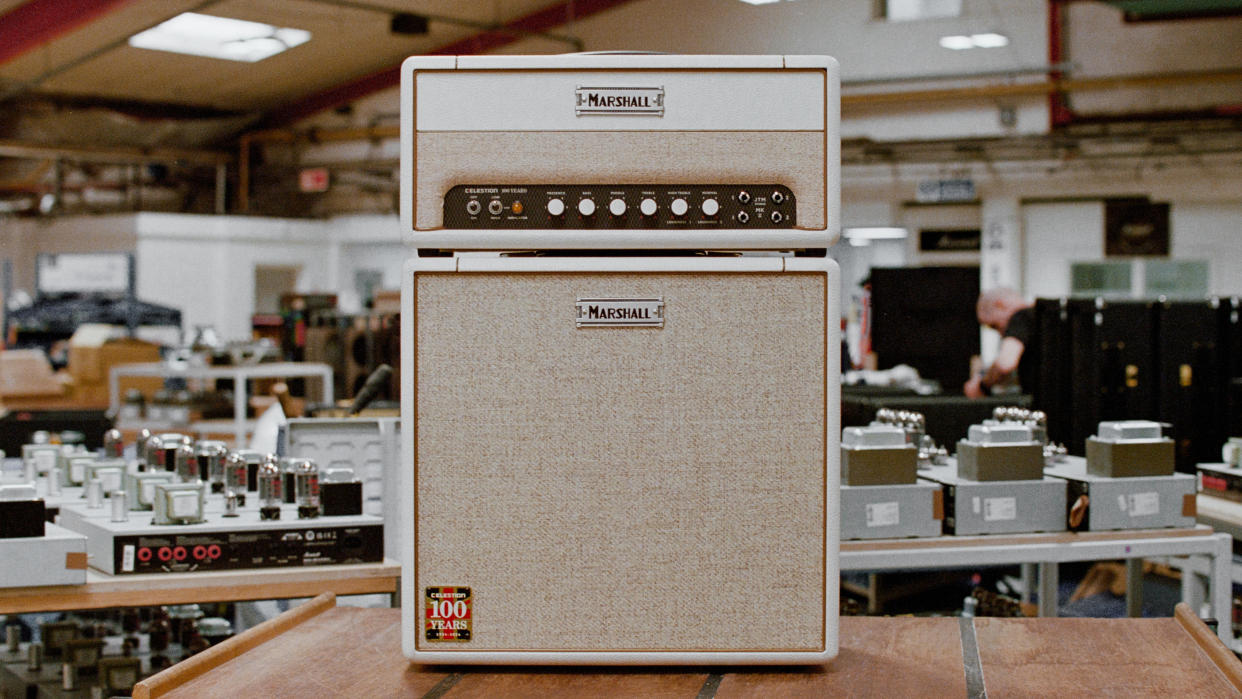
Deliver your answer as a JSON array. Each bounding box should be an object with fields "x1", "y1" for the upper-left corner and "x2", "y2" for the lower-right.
[
  {"x1": 68, "y1": 325, "x2": 160, "y2": 382},
  {"x1": 372, "y1": 290, "x2": 401, "y2": 314},
  {"x1": 65, "y1": 324, "x2": 163, "y2": 407},
  {"x1": 0, "y1": 349, "x2": 69, "y2": 398}
]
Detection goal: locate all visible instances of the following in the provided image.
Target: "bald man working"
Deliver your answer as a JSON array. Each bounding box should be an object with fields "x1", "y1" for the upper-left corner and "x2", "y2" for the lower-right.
[{"x1": 964, "y1": 288, "x2": 1034, "y2": 398}]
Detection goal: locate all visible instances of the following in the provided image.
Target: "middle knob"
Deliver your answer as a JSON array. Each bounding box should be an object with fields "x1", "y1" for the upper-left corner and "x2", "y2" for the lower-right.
[
  {"x1": 609, "y1": 198, "x2": 626, "y2": 217},
  {"x1": 578, "y1": 198, "x2": 596, "y2": 217}
]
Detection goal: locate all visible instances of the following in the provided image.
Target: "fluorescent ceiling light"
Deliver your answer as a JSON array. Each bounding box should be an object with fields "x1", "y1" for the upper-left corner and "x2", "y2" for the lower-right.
[
  {"x1": 938, "y1": 35, "x2": 975, "y2": 50},
  {"x1": 844, "y1": 226, "x2": 909, "y2": 240},
  {"x1": 128, "y1": 12, "x2": 310, "y2": 62},
  {"x1": 970, "y1": 32, "x2": 1010, "y2": 48},
  {"x1": 939, "y1": 33, "x2": 1009, "y2": 50},
  {"x1": 736, "y1": 0, "x2": 783, "y2": 4}
]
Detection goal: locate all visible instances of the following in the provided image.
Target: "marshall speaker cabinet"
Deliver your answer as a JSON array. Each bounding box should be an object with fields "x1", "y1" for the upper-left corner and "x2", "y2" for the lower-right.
[{"x1": 400, "y1": 54, "x2": 841, "y2": 665}]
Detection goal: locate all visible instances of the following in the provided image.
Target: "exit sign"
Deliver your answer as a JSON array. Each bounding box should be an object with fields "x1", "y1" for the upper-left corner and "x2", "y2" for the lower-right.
[{"x1": 299, "y1": 168, "x2": 330, "y2": 193}]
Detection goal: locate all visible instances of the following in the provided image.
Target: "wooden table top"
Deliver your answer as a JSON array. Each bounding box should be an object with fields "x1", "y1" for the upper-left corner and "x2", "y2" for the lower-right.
[
  {"x1": 0, "y1": 560, "x2": 400, "y2": 614},
  {"x1": 134, "y1": 594, "x2": 1242, "y2": 698}
]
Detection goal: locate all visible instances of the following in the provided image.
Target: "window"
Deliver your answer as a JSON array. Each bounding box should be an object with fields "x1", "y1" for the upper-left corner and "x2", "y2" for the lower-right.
[
  {"x1": 1070, "y1": 261, "x2": 1131, "y2": 298},
  {"x1": 1144, "y1": 260, "x2": 1208, "y2": 299}
]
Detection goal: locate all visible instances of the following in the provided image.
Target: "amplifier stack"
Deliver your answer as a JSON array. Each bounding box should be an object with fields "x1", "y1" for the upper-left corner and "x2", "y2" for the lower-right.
[{"x1": 399, "y1": 54, "x2": 841, "y2": 664}]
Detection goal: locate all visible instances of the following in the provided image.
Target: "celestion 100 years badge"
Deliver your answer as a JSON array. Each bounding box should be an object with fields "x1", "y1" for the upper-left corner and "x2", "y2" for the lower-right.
[{"x1": 424, "y1": 587, "x2": 472, "y2": 642}]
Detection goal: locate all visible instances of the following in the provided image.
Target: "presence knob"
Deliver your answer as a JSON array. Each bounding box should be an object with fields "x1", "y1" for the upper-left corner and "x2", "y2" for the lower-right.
[
  {"x1": 639, "y1": 198, "x2": 658, "y2": 217},
  {"x1": 609, "y1": 198, "x2": 626, "y2": 217},
  {"x1": 670, "y1": 198, "x2": 689, "y2": 217},
  {"x1": 578, "y1": 198, "x2": 596, "y2": 217},
  {"x1": 701, "y1": 198, "x2": 720, "y2": 217},
  {"x1": 546, "y1": 198, "x2": 565, "y2": 217}
]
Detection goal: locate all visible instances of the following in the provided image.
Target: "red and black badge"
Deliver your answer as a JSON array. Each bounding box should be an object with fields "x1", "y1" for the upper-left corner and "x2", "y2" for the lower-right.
[{"x1": 424, "y1": 587, "x2": 472, "y2": 642}]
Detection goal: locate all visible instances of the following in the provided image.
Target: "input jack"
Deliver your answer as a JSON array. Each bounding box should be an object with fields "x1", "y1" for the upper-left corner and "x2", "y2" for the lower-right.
[
  {"x1": 771, "y1": 191, "x2": 786, "y2": 205},
  {"x1": 465, "y1": 200, "x2": 482, "y2": 216},
  {"x1": 487, "y1": 199, "x2": 504, "y2": 215},
  {"x1": 770, "y1": 211, "x2": 784, "y2": 224},
  {"x1": 736, "y1": 211, "x2": 750, "y2": 225}
]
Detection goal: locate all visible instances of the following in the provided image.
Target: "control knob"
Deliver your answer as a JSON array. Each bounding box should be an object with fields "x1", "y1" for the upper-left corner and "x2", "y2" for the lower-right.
[
  {"x1": 670, "y1": 198, "x2": 689, "y2": 217},
  {"x1": 578, "y1": 198, "x2": 596, "y2": 217},
  {"x1": 546, "y1": 198, "x2": 566, "y2": 217},
  {"x1": 701, "y1": 198, "x2": 720, "y2": 217},
  {"x1": 639, "y1": 198, "x2": 658, "y2": 217},
  {"x1": 609, "y1": 198, "x2": 627, "y2": 216}
]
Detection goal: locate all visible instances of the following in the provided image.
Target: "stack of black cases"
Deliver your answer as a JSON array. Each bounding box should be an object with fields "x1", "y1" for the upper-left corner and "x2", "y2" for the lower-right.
[{"x1": 1033, "y1": 296, "x2": 1242, "y2": 472}]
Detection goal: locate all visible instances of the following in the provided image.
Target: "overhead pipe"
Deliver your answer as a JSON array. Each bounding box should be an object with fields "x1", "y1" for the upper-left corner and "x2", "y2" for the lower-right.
[
  {"x1": 0, "y1": 139, "x2": 231, "y2": 166},
  {"x1": 845, "y1": 63, "x2": 1077, "y2": 87},
  {"x1": 237, "y1": 126, "x2": 394, "y2": 213},
  {"x1": 840, "y1": 67, "x2": 1242, "y2": 106}
]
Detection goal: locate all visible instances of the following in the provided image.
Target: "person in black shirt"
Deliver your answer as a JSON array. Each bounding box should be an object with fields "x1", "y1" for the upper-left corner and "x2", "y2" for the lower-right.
[{"x1": 965, "y1": 287, "x2": 1034, "y2": 398}]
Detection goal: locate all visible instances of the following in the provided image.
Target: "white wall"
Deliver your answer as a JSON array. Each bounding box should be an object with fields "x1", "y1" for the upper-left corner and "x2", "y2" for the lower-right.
[
  {"x1": 1021, "y1": 201, "x2": 1103, "y2": 300},
  {"x1": 1, "y1": 211, "x2": 410, "y2": 344},
  {"x1": 832, "y1": 198, "x2": 903, "y2": 292},
  {"x1": 1170, "y1": 203, "x2": 1242, "y2": 298},
  {"x1": 133, "y1": 214, "x2": 337, "y2": 342},
  {"x1": 1066, "y1": 2, "x2": 1242, "y2": 116},
  {"x1": 0, "y1": 214, "x2": 138, "y2": 292},
  {"x1": 1021, "y1": 199, "x2": 1242, "y2": 300},
  {"x1": 326, "y1": 213, "x2": 405, "y2": 314}
]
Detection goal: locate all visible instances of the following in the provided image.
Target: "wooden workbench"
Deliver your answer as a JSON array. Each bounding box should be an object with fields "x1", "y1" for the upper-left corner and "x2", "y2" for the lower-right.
[
  {"x1": 134, "y1": 593, "x2": 1242, "y2": 698},
  {"x1": 0, "y1": 560, "x2": 399, "y2": 614}
]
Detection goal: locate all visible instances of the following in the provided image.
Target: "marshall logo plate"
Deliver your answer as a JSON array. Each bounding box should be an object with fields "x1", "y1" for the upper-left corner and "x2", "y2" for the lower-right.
[
  {"x1": 575, "y1": 86, "x2": 664, "y2": 116},
  {"x1": 576, "y1": 298, "x2": 665, "y2": 327},
  {"x1": 425, "y1": 587, "x2": 472, "y2": 642}
]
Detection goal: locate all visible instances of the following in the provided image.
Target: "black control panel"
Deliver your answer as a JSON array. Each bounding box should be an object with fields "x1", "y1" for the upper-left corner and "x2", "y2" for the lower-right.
[
  {"x1": 444, "y1": 184, "x2": 796, "y2": 229},
  {"x1": 112, "y1": 523, "x2": 383, "y2": 574}
]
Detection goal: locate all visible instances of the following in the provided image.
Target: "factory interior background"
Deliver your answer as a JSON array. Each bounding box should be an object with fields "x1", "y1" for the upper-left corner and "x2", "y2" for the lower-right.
[
  {"x1": 4, "y1": 0, "x2": 1242, "y2": 691},
  {"x1": 2, "y1": 1, "x2": 1240, "y2": 346}
]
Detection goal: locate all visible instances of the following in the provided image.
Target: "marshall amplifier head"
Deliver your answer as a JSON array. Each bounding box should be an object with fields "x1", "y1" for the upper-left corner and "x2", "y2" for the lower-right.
[{"x1": 400, "y1": 54, "x2": 840, "y2": 251}]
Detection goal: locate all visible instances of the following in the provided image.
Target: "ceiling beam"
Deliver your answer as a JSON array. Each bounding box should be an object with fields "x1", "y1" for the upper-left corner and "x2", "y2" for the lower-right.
[
  {"x1": 0, "y1": 0, "x2": 135, "y2": 67},
  {"x1": 262, "y1": 0, "x2": 639, "y2": 127}
]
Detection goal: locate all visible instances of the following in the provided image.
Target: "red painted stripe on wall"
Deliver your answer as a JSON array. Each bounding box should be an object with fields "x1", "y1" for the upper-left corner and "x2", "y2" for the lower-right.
[{"x1": 0, "y1": 0, "x2": 134, "y2": 66}]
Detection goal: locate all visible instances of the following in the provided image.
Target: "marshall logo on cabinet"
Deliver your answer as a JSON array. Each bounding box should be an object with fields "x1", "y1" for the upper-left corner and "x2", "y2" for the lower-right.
[
  {"x1": 575, "y1": 298, "x2": 665, "y2": 327},
  {"x1": 574, "y1": 86, "x2": 665, "y2": 116}
]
